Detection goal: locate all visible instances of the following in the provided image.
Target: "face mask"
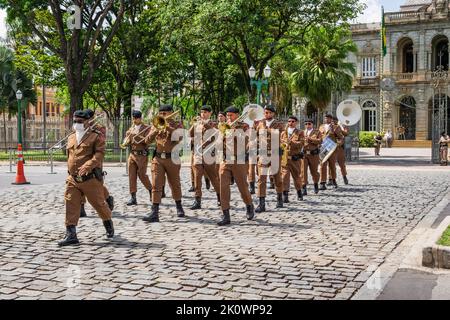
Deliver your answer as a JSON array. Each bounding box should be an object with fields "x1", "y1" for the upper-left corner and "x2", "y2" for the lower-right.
[{"x1": 73, "y1": 123, "x2": 85, "y2": 132}]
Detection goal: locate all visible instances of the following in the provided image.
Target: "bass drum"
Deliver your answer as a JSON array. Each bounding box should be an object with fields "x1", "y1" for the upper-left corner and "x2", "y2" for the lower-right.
[{"x1": 319, "y1": 136, "x2": 338, "y2": 164}]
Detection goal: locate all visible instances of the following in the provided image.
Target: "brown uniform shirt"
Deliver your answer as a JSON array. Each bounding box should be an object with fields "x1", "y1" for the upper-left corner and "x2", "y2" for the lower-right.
[
  {"x1": 281, "y1": 128, "x2": 305, "y2": 156},
  {"x1": 145, "y1": 120, "x2": 184, "y2": 153},
  {"x1": 319, "y1": 123, "x2": 344, "y2": 145},
  {"x1": 253, "y1": 119, "x2": 285, "y2": 155},
  {"x1": 303, "y1": 128, "x2": 322, "y2": 151},
  {"x1": 189, "y1": 119, "x2": 218, "y2": 149},
  {"x1": 67, "y1": 129, "x2": 105, "y2": 176},
  {"x1": 126, "y1": 124, "x2": 151, "y2": 151},
  {"x1": 221, "y1": 121, "x2": 249, "y2": 161}
]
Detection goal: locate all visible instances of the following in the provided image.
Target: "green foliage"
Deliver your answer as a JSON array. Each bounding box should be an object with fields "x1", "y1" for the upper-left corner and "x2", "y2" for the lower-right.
[
  {"x1": 290, "y1": 26, "x2": 357, "y2": 112},
  {"x1": 359, "y1": 131, "x2": 378, "y2": 148},
  {"x1": 437, "y1": 225, "x2": 450, "y2": 246}
]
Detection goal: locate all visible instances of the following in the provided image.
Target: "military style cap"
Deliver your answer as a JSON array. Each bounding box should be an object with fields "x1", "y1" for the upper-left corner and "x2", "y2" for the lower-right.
[
  {"x1": 218, "y1": 111, "x2": 226, "y2": 116},
  {"x1": 159, "y1": 104, "x2": 173, "y2": 112},
  {"x1": 201, "y1": 105, "x2": 212, "y2": 112},
  {"x1": 264, "y1": 105, "x2": 276, "y2": 113},
  {"x1": 304, "y1": 118, "x2": 314, "y2": 124},
  {"x1": 288, "y1": 116, "x2": 298, "y2": 122},
  {"x1": 132, "y1": 110, "x2": 142, "y2": 118},
  {"x1": 74, "y1": 110, "x2": 89, "y2": 119},
  {"x1": 325, "y1": 113, "x2": 333, "y2": 119},
  {"x1": 225, "y1": 106, "x2": 239, "y2": 114},
  {"x1": 85, "y1": 109, "x2": 95, "y2": 119}
]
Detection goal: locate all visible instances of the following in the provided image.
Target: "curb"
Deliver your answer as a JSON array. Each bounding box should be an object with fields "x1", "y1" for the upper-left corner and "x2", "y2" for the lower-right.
[
  {"x1": 422, "y1": 216, "x2": 450, "y2": 269},
  {"x1": 352, "y1": 188, "x2": 450, "y2": 300}
]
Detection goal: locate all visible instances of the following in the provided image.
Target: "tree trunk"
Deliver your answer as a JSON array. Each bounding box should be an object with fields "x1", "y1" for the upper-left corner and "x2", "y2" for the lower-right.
[
  {"x1": 69, "y1": 91, "x2": 83, "y2": 128},
  {"x1": 2, "y1": 111, "x2": 7, "y2": 151}
]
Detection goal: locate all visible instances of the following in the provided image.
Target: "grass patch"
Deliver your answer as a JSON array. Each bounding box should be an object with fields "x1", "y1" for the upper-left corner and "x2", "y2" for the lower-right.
[{"x1": 437, "y1": 225, "x2": 450, "y2": 246}]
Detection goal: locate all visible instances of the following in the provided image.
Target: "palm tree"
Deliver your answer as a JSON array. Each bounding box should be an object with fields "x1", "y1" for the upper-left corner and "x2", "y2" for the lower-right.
[{"x1": 290, "y1": 26, "x2": 357, "y2": 120}]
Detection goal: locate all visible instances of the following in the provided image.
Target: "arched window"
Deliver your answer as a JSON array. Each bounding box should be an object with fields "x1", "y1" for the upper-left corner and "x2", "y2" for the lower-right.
[
  {"x1": 397, "y1": 38, "x2": 415, "y2": 73},
  {"x1": 432, "y1": 36, "x2": 449, "y2": 71},
  {"x1": 362, "y1": 100, "x2": 377, "y2": 132}
]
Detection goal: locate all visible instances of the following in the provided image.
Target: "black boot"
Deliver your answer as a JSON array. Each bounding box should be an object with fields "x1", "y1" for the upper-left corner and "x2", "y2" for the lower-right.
[
  {"x1": 327, "y1": 179, "x2": 333, "y2": 186},
  {"x1": 314, "y1": 183, "x2": 319, "y2": 194},
  {"x1": 162, "y1": 187, "x2": 166, "y2": 198},
  {"x1": 103, "y1": 220, "x2": 114, "y2": 239},
  {"x1": 319, "y1": 182, "x2": 327, "y2": 191},
  {"x1": 283, "y1": 191, "x2": 289, "y2": 203},
  {"x1": 230, "y1": 176, "x2": 235, "y2": 185},
  {"x1": 343, "y1": 176, "x2": 349, "y2": 185},
  {"x1": 190, "y1": 197, "x2": 201, "y2": 210},
  {"x1": 143, "y1": 203, "x2": 159, "y2": 222},
  {"x1": 249, "y1": 182, "x2": 255, "y2": 194},
  {"x1": 80, "y1": 204, "x2": 87, "y2": 217},
  {"x1": 332, "y1": 179, "x2": 338, "y2": 188},
  {"x1": 246, "y1": 204, "x2": 255, "y2": 220},
  {"x1": 255, "y1": 197, "x2": 266, "y2": 213},
  {"x1": 276, "y1": 193, "x2": 284, "y2": 208},
  {"x1": 217, "y1": 193, "x2": 221, "y2": 206},
  {"x1": 297, "y1": 189, "x2": 304, "y2": 201},
  {"x1": 302, "y1": 185, "x2": 307, "y2": 196},
  {"x1": 217, "y1": 209, "x2": 231, "y2": 226},
  {"x1": 176, "y1": 200, "x2": 185, "y2": 217},
  {"x1": 106, "y1": 196, "x2": 114, "y2": 211},
  {"x1": 205, "y1": 178, "x2": 210, "y2": 190},
  {"x1": 126, "y1": 192, "x2": 137, "y2": 206},
  {"x1": 58, "y1": 226, "x2": 79, "y2": 247},
  {"x1": 269, "y1": 181, "x2": 275, "y2": 189},
  {"x1": 188, "y1": 185, "x2": 195, "y2": 192}
]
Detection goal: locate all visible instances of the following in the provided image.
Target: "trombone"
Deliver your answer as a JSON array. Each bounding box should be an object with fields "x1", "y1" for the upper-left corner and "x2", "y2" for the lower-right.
[
  {"x1": 49, "y1": 114, "x2": 105, "y2": 150},
  {"x1": 151, "y1": 110, "x2": 181, "y2": 131}
]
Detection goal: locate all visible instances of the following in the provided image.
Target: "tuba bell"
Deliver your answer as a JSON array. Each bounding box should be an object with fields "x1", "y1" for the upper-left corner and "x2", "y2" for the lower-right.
[{"x1": 336, "y1": 99, "x2": 362, "y2": 127}]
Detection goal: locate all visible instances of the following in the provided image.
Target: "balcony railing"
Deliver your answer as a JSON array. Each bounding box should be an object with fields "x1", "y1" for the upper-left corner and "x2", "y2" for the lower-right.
[
  {"x1": 358, "y1": 78, "x2": 379, "y2": 86},
  {"x1": 394, "y1": 72, "x2": 417, "y2": 81},
  {"x1": 384, "y1": 11, "x2": 428, "y2": 22}
]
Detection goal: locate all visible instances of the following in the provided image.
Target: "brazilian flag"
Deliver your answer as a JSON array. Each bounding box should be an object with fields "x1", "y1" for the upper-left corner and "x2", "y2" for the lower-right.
[{"x1": 381, "y1": 6, "x2": 387, "y2": 57}]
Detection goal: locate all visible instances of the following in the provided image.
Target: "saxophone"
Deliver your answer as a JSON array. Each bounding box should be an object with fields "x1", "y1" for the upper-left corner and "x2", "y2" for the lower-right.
[{"x1": 281, "y1": 127, "x2": 291, "y2": 167}]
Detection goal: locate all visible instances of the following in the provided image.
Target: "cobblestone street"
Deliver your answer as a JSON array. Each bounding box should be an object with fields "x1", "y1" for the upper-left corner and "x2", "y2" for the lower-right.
[{"x1": 1, "y1": 154, "x2": 449, "y2": 300}]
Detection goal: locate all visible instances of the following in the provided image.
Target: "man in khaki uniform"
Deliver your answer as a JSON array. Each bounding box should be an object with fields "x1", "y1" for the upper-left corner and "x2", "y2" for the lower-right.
[
  {"x1": 281, "y1": 116, "x2": 305, "y2": 203},
  {"x1": 58, "y1": 110, "x2": 114, "y2": 246},
  {"x1": 319, "y1": 114, "x2": 344, "y2": 190},
  {"x1": 333, "y1": 116, "x2": 349, "y2": 185},
  {"x1": 143, "y1": 104, "x2": 185, "y2": 222},
  {"x1": 217, "y1": 106, "x2": 255, "y2": 226},
  {"x1": 303, "y1": 118, "x2": 322, "y2": 195},
  {"x1": 125, "y1": 110, "x2": 152, "y2": 206},
  {"x1": 80, "y1": 109, "x2": 114, "y2": 217},
  {"x1": 189, "y1": 105, "x2": 221, "y2": 209},
  {"x1": 254, "y1": 105, "x2": 285, "y2": 213}
]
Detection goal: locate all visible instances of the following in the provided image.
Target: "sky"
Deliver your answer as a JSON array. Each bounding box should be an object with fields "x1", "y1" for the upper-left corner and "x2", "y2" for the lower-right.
[{"x1": 0, "y1": 0, "x2": 407, "y2": 40}]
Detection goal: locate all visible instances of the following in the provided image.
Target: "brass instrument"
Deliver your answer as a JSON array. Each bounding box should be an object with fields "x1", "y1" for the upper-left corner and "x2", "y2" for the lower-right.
[
  {"x1": 152, "y1": 110, "x2": 181, "y2": 131},
  {"x1": 120, "y1": 129, "x2": 133, "y2": 149},
  {"x1": 49, "y1": 114, "x2": 105, "y2": 150}
]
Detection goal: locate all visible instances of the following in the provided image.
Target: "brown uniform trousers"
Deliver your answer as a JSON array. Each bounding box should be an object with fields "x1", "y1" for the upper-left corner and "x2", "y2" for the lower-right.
[
  {"x1": 146, "y1": 120, "x2": 184, "y2": 204},
  {"x1": 65, "y1": 130, "x2": 112, "y2": 226},
  {"x1": 189, "y1": 120, "x2": 220, "y2": 198},
  {"x1": 219, "y1": 122, "x2": 253, "y2": 210},
  {"x1": 334, "y1": 126, "x2": 348, "y2": 177},
  {"x1": 303, "y1": 128, "x2": 322, "y2": 185},
  {"x1": 319, "y1": 124, "x2": 344, "y2": 183},
  {"x1": 126, "y1": 124, "x2": 152, "y2": 193},
  {"x1": 254, "y1": 120, "x2": 285, "y2": 197},
  {"x1": 248, "y1": 163, "x2": 256, "y2": 183},
  {"x1": 281, "y1": 128, "x2": 305, "y2": 192}
]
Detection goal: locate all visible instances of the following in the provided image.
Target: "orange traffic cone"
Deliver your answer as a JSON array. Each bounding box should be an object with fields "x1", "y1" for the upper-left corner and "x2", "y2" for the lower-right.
[{"x1": 12, "y1": 144, "x2": 30, "y2": 185}]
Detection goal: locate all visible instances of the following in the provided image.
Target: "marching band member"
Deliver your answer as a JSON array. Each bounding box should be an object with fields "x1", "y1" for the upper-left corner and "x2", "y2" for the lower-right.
[
  {"x1": 254, "y1": 105, "x2": 285, "y2": 213},
  {"x1": 125, "y1": 110, "x2": 153, "y2": 206},
  {"x1": 302, "y1": 118, "x2": 322, "y2": 195},
  {"x1": 319, "y1": 114, "x2": 343, "y2": 190},
  {"x1": 142, "y1": 104, "x2": 185, "y2": 222},
  {"x1": 217, "y1": 106, "x2": 255, "y2": 226},
  {"x1": 189, "y1": 105, "x2": 221, "y2": 210},
  {"x1": 79, "y1": 109, "x2": 114, "y2": 217},
  {"x1": 280, "y1": 116, "x2": 304, "y2": 203},
  {"x1": 333, "y1": 116, "x2": 349, "y2": 185},
  {"x1": 58, "y1": 110, "x2": 114, "y2": 246}
]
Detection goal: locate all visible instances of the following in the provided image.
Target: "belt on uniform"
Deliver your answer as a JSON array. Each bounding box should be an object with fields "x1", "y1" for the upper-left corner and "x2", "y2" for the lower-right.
[
  {"x1": 305, "y1": 149, "x2": 319, "y2": 155},
  {"x1": 70, "y1": 172, "x2": 95, "y2": 183},
  {"x1": 132, "y1": 150, "x2": 149, "y2": 156},
  {"x1": 155, "y1": 152, "x2": 172, "y2": 159},
  {"x1": 288, "y1": 153, "x2": 303, "y2": 161}
]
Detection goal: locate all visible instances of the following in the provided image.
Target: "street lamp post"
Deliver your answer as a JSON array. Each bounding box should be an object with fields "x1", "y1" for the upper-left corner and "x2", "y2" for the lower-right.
[
  {"x1": 249, "y1": 65, "x2": 271, "y2": 105},
  {"x1": 16, "y1": 90, "x2": 23, "y2": 146}
]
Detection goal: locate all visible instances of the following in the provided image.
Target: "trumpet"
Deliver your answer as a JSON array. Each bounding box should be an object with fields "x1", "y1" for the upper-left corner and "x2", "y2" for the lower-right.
[{"x1": 152, "y1": 110, "x2": 181, "y2": 131}]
